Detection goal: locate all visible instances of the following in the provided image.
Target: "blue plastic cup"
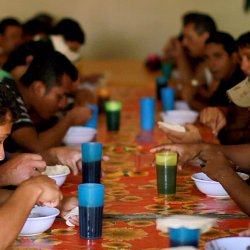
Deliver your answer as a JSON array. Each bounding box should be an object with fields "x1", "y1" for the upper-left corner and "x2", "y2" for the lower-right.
[
  {"x1": 161, "y1": 87, "x2": 175, "y2": 111},
  {"x1": 81, "y1": 142, "x2": 102, "y2": 183},
  {"x1": 83, "y1": 104, "x2": 99, "y2": 129},
  {"x1": 156, "y1": 76, "x2": 168, "y2": 100},
  {"x1": 140, "y1": 97, "x2": 155, "y2": 131},
  {"x1": 78, "y1": 183, "x2": 104, "y2": 239},
  {"x1": 161, "y1": 63, "x2": 172, "y2": 78},
  {"x1": 169, "y1": 227, "x2": 200, "y2": 247}
]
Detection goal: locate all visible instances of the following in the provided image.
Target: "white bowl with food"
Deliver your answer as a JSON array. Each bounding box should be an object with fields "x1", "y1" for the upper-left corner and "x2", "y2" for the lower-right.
[
  {"x1": 192, "y1": 172, "x2": 249, "y2": 198},
  {"x1": 42, "y1": 165, "x2": 70, "y2": 186},
  {"x1": 161, "y1": 110, "x2": 199, "y2": 126},
  {"x1": 205, "y1": 237, "x2": 250, "y2": 250},
  {"x1": 20, "y1": 206, "x2": 60, "y2": 236},
  {"x1": 63, "y1": 126, "x2": 97, "y2": 146}
]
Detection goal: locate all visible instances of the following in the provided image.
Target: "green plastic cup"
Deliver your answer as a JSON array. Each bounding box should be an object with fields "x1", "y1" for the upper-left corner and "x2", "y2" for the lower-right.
[
  {"x1": 161, "y1": 63, "x2": 172, "y2": 78},
  {"x1": 155, "y1": 151, "x2": 177, "y2": 196},
  {"x1": 105, "y1": 101, "x2": 122, "y2": 131}
]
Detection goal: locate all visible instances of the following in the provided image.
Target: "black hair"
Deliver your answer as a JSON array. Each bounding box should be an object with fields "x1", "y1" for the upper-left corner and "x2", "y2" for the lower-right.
[
  {"x1": 23, "y1": 18, "x2": 52, "y2": 37},
  {"x1": 237, "y1": 31, "x2": 250, "y2": 49},
  {"x1": 182, "y1": 12, "x2": 217, "y2": 35},
  {"x1": 2, "y1": 41, "x2": 54, "y2": 72},
  {"x1": 32, "y1": 12, "x2": 54, "y2": 28},
  {"x1": 205, "y1": 31, "x2": 236, "y2": 55},
  {"x1": 53, "y1": 18, "x2": 85, "y2": 44},
  {"x1": 0, "y1": 83, "x2": 21, "y2": 124},
  {"x1": 0, "y1": 18, "x2": 22, "y2": 34},
  {"x1": 20, "y1": 50, "x2": 78, "y2": 90}
]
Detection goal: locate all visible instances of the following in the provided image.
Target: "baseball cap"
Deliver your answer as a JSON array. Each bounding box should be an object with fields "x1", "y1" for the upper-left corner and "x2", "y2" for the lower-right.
[{"x1": 227, "y1": 77, "x2": 250, "y2": 107}]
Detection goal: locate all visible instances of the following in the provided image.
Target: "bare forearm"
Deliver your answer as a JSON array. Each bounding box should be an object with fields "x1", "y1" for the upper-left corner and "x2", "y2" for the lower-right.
[
  {"x1": 0, "y1": 187, "x2": 39, "y2": 249},
  {"x1": 0, "y1": 190, "x2": 12, "y2": 205},
  {"x1": 40, "y1": 147, "x2": 59, "y2": 166},
  {"x1": 219, "y1": 144, "x2": 250, "y2": 172},
  {"x1": 217, "y1": 169, "x2": 250, "y2": 216},
  {"x1": 37, "y1": 116, "x2": 72, "y2": 149},
  {"x1": 175, "y1": 56, "x2": 193, "y2": 81}
]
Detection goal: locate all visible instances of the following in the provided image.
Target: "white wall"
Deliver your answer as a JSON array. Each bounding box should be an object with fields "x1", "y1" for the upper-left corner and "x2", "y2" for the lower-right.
[{"x1": 1, "y1": 0, "x2": 250, "y2": 59}]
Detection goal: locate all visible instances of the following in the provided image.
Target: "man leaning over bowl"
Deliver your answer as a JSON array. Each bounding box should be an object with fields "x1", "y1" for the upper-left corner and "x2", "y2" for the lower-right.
[
  {"x1": 0, "y1": 85, "x2": 80, "y2": 248},
  {"x1": 151, "y1": 77, "x2": 250, "y2": 216}
]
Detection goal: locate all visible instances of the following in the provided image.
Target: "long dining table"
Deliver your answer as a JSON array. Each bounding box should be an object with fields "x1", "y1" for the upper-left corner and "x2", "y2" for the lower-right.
[{"x1": 11, "y1": 60, "x2": 250, "y2": 250}]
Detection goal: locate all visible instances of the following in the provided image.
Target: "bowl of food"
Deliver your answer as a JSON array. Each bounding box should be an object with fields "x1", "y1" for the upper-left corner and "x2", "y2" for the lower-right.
[
  {"x1": 63, "y1": 126, "x2": 97, "y2": 146},
  {"x1": 161, "y1": 110, "x2": 199, "y2": 126},
  {"x1": 42, "y1": 165, "x2": 70, "y2": 186},
  {"x1": 205, "y1": 237, "x2": 250, "y2": 250},
  {"x1": 20, "y1": 206, "x2": 60, "y2": 236},
  {"x1": 191, "y1": 172, "x2": 249, "y2": 198}
]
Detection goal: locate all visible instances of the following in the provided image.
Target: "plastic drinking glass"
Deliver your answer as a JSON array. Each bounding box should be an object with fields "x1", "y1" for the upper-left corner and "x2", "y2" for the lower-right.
[{"x1": 78, "y1": 183, "x2": 104, "y2": 239}]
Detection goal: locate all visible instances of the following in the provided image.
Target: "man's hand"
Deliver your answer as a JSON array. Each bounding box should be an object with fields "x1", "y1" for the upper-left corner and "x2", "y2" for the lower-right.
[
  {"x1": 65, "y1": 106, "x2": 92, "y2": 126},
  {"x1": 59, "y1": 196, "x2": 79, "y2": 226},
  {"x1": 200, "y1": 150, "x2": 236, "y2": 181},
  {"x1": 0, "y1": 154, "x2": 46, "y2": 186},
  {"x1": 150, "y1": 143, "x2": 204, "y2": 168},
  {"x1": 19, "y1": 175, "x2": 62, "y2": 207},
  {"x1": 199, "y1": 107, "x2": 226, "y2": 135},
  {"x1": 50, "y1": 147, "x2": 82, "y2": 175},
  {"x1": 158, "y1": 123, "x2": 202, "y2": 143}
]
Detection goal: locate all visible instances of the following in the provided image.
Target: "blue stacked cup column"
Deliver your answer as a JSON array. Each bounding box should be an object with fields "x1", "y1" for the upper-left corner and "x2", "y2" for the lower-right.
[
  {"x1": 140, "y1": 97, "x2": 155, "y2": 131},
  {"x1": 81, "y1": 142, "x2": 102, "y2": 183},
  {"x1": 156, "y1": 76, "x2": 168, "y2": 100},
  {"x1": 169, "y1": 227, "x2": 200, "y2": 247},
  {"x1": 83, "y1": 104, "x2": 99, "y2": 129},
  {"x1": 78, "y1": 183, "x2": 104, "y2": 239},
  {"x1": 161, "y1": 87, "x2": 175, "y2": 111}
]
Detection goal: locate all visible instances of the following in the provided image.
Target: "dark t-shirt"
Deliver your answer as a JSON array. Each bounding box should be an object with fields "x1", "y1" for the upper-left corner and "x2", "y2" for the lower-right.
[
  {"x1": 1, "y1": 78, "x2": 34, "y2": 152},
  {"x1": 208, "y1": 66, "x2": 245, "y2": 107},
  {"x1": 218, "y1": 105, "x2": 250, "y2": 145}
]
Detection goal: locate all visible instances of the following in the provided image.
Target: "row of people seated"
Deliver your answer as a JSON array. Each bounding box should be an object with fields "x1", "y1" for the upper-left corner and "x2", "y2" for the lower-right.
[
  {"x1": 157, "y1": 11, "x2": 250, "y2": 146},
  {"x1": 0, "y1": 10, "x2": 250, "y2": 246},
  {"x1": 0, "y1": 14, "x2": 84, "y2": 66},
  {"x1": 0, "y1": 15, "x2": 98, "y2": 247}
]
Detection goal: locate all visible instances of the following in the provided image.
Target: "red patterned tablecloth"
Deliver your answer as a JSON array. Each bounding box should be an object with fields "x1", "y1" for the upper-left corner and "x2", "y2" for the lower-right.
[{"x1": 11, "y1": 62, "x2": 250, "y2": 249}]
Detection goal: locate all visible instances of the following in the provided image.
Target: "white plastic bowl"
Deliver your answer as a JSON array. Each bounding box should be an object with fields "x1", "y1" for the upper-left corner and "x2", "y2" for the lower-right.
[
  {"x1": 43, "y1": 165, "x2": 70, "y2": 186},
  {"x1": 205, "y1": 237, "x2": 250, "y2": 250},
  {"x1": 63, "y1": 126, "x2": 97, "y2": 146},
  {"x1": 192, "y1": 172, "x2": 249, "y2": 198},
  {"x1": 20, "y1": 206, "x2": 60, "y2": 236},
  {"x1": 174, "y1": 101, "x2": 191, "y2": 111},
  {"x1": 161, "y1": 110, "x2": 198, "y2": 125}
]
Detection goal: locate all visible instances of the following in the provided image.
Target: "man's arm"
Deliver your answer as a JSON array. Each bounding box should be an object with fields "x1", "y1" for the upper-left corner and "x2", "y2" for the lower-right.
[
  {"x1": 151, "y1": 143, "x2": 250, "y2": 172},
  {"x1": 201, "y1": 150, "x2": 250, "y2": 216},
  {"x1": 11, "y1": 106, "x2": 92, "y2": 152},
  {"x1": 40, "y1": 147, "x2": 82, "y2": 176},
  {"x1": 218, "y1": 144, "x2": 250, "y2": 173},
  {"x1": 0, "y1": 153, "x2": 46, "y2": 186},
  {"x1": 0, "y1": 176, "x2": 62, "y2": 249}
]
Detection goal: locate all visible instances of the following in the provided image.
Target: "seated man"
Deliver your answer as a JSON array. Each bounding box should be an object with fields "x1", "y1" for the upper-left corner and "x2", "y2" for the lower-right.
[
  {"x1": 165, "y1": 12, "x2": 217, "y2": 104},
  {"x1": 0, "y1": 85, "x2": 78, "y2": 248},
  {"x1": 199, "y1": 31, "x2": 250, "y2": 144},
  {"x1": 191, "y1": 31, "x2": 245, "y2": 110},
  {"x1": 0, "y1": 41, "x2": 96, "y2": 106},
  {"x1": 0, "y1": 18, "x2": 23, "y2": 67},
  {"x1": 151, "y1": 78, "x2": 250, "y2": 216},
  {"x1": 159, "y1": 32, "x2": 246, "y2": 144},
  {"x1": 51, "y1": 18, "x2": 84, "y2": 62},
  {"x1": 2, "y1": 50, "x2": 92, "y2": 153}
]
